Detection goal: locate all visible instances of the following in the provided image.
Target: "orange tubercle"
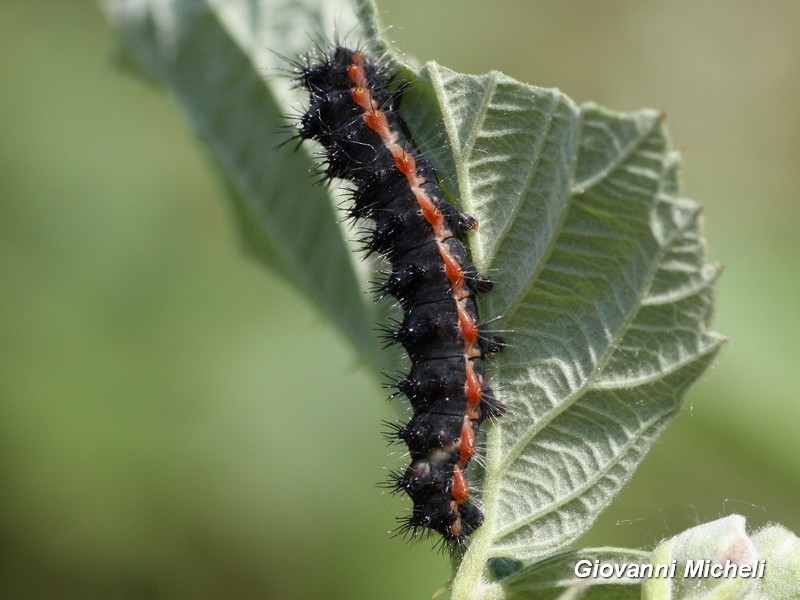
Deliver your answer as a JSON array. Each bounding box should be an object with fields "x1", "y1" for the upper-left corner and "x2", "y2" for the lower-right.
[
  {"x1": 364, "y1": 109, "x2": 393, "y2": 140},
  {"x1": 392, "y1": 147, "x2": 417, "y2": 179},
  {"x1": 439, "y1": 246, "x2": 465, "y2": 287},
  {"x1": 448, "y1": 506, "x2": 463, "y2": 537},
  {"x1": 465, "y1": 362, "x2": 484, "y2": 413},
  {"x1": 352, "y1": 87, "x2": 373, "y2": 112},
  {"x1": 408, "y1": 189, "x2": 440, "y2": 231},
  {"x1": 457, "y1": 303, "x2": 478, "y2": 346},
  {"x1": 458, "y1": 419, "x2": 476, "y2": 465},
  {"x1": 451, "y1": 465, "x2": 470, "y2": 504}
]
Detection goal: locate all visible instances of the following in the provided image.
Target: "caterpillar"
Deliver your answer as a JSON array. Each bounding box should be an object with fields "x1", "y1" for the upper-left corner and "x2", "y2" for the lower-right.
[{"x1": 292, "y1": 45, "x2": 505, "y2": 544}]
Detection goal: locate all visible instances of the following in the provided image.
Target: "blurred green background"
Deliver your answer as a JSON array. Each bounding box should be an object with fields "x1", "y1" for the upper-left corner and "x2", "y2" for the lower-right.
[{"x1": 2, "y1": 1, "x2": 798, "y2": 598}]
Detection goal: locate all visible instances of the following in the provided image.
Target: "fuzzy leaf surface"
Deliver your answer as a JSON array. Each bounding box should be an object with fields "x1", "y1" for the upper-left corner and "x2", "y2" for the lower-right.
[
  {"x1": 645, "y1": 516, "x2": 800, "y2": 600},
  {"x1": 395, "y1": 66, "x2": 724, "y2": 595},
  {"x1": 102, "y1": 0, "x2": 385, "y2": 365},
  {"x1": 499, "y1": 547, "x2": 648, "y2": 599}
]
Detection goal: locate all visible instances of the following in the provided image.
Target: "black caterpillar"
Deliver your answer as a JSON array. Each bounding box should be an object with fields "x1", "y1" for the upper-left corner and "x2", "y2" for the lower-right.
[{"x1": 293, "y1": 46, "x2": 505, "y2": 543}]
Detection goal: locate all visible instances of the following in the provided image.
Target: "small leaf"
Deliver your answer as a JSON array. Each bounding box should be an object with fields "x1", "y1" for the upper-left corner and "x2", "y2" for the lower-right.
[
  {"x1": 644, "y1": 515, "x2": 800, "y2": 600},
  {"x1": 500, "y1": 547, "x2": 648, "y2": 599},
  {"x1": 749, "y1": 524, "x2": 800, "y2": 599}
]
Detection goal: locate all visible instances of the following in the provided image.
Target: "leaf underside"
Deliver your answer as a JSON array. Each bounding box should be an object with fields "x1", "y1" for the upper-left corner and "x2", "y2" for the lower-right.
[
  {"x1": 103, "y1": 0, "x2": 724, "y2": 594},
  {"x1": 400, "y1": 61, "x2": 724, "y2": 595},
  {"x1": 499, "y1": 547, "x2": 649, "y2": 599},
  {"x1": 103, "y1": 0, "x2": 385, "y2": 366}
]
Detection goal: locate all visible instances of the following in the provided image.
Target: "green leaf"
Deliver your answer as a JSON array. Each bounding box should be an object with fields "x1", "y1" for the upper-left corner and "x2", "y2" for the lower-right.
[
  {"x1": 400, "y1": 62, "x2": 723, "y2": 597},
  {"x1": 644, "y1": 515, "x2": 800, "y2": 600},
  {"x1": 499, "y1": 548, "x2": 648, "y2": 600},
  {"x1": 497, "y1": 517, "x2": 800, "y2": 600},
  {"x1": 749, "y1": 523, "x2": 800, "y2": 599},
  {"x1": 101, "y1": 0, "x2": 385, "y2": 367},
  {"x1": 103, "y1": 0, "x2": 725, "y2": 595}
]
